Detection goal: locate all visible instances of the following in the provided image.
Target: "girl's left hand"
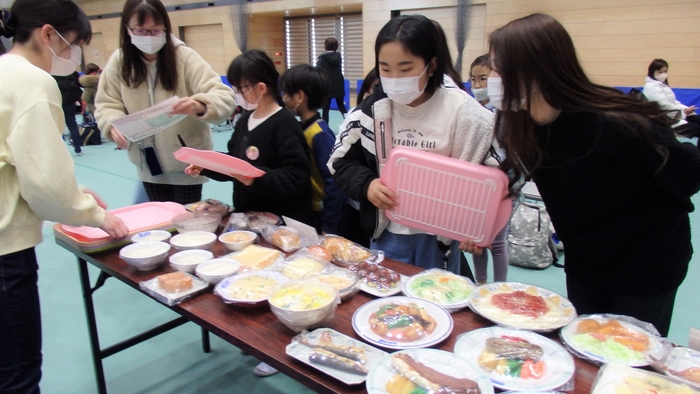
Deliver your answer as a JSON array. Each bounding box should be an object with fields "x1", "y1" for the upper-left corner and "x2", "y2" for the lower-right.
[
  {"x1": 171, "y1": 97, "x2": 206, "y2": 117},
  {"x1": 458, "y1": 239, "x2": 487, "y2": 256}
]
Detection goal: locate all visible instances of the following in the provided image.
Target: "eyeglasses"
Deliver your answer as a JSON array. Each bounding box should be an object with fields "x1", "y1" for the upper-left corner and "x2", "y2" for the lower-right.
[
  {"x1": 233, "y1": 84, "x2": 254, "y2": 95},
  {"x1": 128, "y1": 26, "x2": 166, "y2": 37}
]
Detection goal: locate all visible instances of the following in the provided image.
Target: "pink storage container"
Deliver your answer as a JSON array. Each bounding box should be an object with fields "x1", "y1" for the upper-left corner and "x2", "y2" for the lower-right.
[{"x1": 380, "y1": 147, "x2": 512, "y2": 247}]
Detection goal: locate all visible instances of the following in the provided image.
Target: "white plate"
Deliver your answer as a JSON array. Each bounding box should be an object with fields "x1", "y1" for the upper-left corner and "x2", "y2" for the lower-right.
[
  {"x1": 359, "y1": 274, "x2": 407, "y2": 297},
  {"x1": 285, "y1": 328, "x2": 388, "y2": 385},
  {"x1": 469, "y1": 282, "x2": 576, "y2": 332},
  {"x1": 560, "y1": 315, "x2": 664, "y2": 367},
  {"x1": 592, "y1": 363, "x2": 697, "y2": 394},
  {"x1": 454, "y1": 326, "x2": 575, "y2": 391},
  {"x1": 402, "y1": 269, "x2": 475, "y2": 312},
  {"x1": 366, "y1": 349, "x2": 494, "y2": 394},
  {"x1": 352, "y1": 296, "x2": 453, "y2": 350}
]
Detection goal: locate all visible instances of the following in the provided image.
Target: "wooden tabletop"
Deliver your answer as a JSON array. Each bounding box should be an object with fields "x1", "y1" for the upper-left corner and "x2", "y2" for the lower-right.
[{"x1": 56, "y1": 238, "x2": 600, "y2": 393}]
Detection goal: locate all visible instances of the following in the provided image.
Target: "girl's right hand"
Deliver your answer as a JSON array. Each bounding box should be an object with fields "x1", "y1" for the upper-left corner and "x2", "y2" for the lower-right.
[
  {"x1": 110, "y1": 127, "x2": 128, "y2": 149},
  {"x1": 367, "y1": 178, "x2": 397, "y2": 210},
  {"x1": 185, "y1": 164, "x2": 203, "y2": 176}
]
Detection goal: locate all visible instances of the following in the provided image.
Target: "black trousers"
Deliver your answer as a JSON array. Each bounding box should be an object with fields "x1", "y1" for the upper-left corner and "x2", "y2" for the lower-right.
[
  {"x1": 0, "y1": 248, "x2": 41, "y2": 394},
  {"x1": 321, "y1": 96, "x2": 347, "y2": 123},
  {"x1": 63, "y1": 104, "x2": 81, "y2": 153},
  {"x1": 142, "y1": 182, "x2": 202, "y2": 205},
  {"x1": 566, "y1": 274, "x2": 678, "y2": 336}
]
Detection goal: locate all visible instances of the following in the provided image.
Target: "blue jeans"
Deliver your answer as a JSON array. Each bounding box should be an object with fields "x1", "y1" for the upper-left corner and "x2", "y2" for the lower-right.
[
  {"x1": 0, "y1": 248, "x2": 41, "y2": 394},
  {"x1": 371, "y1": 231, "x2": 444, "y2": 269},
  {"x1": 63, "y1": 104, "x2": 81, "y2": 153}
]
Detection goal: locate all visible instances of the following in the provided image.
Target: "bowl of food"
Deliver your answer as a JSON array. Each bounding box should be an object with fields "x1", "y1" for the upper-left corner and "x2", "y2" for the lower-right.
[
  {"x1": 214, "y1": 271, "x2": 289, "y2": 307},
  {"x1": 168, "y1": 249, "x2": 213, "y2": 273},
  {"x1": 268, "y1": 280, "x2": 339, "y2": 332},
  {"x1": 218, "y1": 230, "x2": 257, "y2": 252},
  {"x1": 119, "y1": 241, "x2": 171, "y2": 271},
  {"x1": 305, "y1": 267, "x2": 359, "y2": 301},
  {"x1": 169, "y1": 231, "x2": 217, "y2": 251},
  {"x1": 172, "y1": 211, "x2": 222, "y2": 233},
  {"x1": 195, "y1": 258, "x2": 241, "y2": 284},
  {"x1": 131, "y1": 230, "x2": 172, "y2": 243}
]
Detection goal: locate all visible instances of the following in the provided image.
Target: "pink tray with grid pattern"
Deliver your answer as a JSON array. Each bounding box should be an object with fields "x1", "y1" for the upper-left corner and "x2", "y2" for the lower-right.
[
  {"x1": 380, "y1": 147, "x2": 512, "y2": 247},
  {"x1": 173, "y1": 147, "x2": 265, "y2": 178}
]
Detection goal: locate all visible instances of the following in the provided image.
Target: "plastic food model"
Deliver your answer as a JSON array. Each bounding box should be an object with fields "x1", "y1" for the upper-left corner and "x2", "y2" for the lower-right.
[
  {"x1": 268, "y1": 226, "x2": 302, "y2": 251},
  {"x1": 282, "y1": 258, "x2": 324, "y2": 280},
  {"x1": 593, "y1": 364, "x2": 697, "y2": 394},
  {"x1": 408, "y1": 271, "x2": 473, "y2": 304},
  {"x1": 477, "y1": 336, "x2": 546, "y2": 380},
  {"x1": 226, "y1": 274, "x2": 280, "y2": 301},
  {"x1": 307, "y1": 245, "x2": 332, "y2": 262},
  {"x1": 387, "y1": 353, "x2": 481, "y2": 394},
  {"x1": 157, "y1": 272, "x2": 193, "y2": 293},
  {"x1": 571, "y1": 319, "x2": 650, "y2": 363},
  {"x1": 369, "y1": 303, "x2": 437, "y2": 342},
  {"x1": 268, "y1": 283, "x2": 335, "y2": 311},
  {"x1": 491, "y1": 290, "x2": 550, "y2": 318},
  {"x1": 245, "y1": 211, "x2": 281, "y2": 230},
  {"x1": 349, "y1": 261, "x2": 400, "y2": 291},
  {"x1": 225, "y1": 244, "x2": 281, "y2": 270},
  {"x1": 295, "y1": 330, "x2": 368, "y2": 375},
  {"x1": 322, "y1": 236, "x2": 371, "y2": 265}
]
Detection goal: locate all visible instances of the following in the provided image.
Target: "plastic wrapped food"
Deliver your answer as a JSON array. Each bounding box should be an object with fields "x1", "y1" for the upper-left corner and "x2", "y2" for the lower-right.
[
  {"x1": 390, "y1": 353, "x2": 482, "y2": 394},
  {"x1": 213, "y1": 271, "x2": 289, "y2": 307},
  {"x1": 261, "y1": 225, "x2": 304, "y2": 252},
  {"x1": 478, "y1": 336, "x2": 546, "y2": 380},
  {"x1": 185, "y1": 198, "x2": 232, "y2": 217},
  {"x1": 404, "y1": 269, "x2": 474, "y2": 311},
  {"x1": 648, "y1": 346, "x2": 700, "y2": 389},
  {"x1": 348, "y1": 261, "x2": 400, "y2": 292},
  {"x1": 139, "y1": 273, "x2": 208, "y2": 306},
  {"x1": 591, "y1": 363, "x2": 697, "y2": 394},
  {"x1": 223, "y1": 244, "x2": 283, "y2": 271},
  {"x1": 305, "y1": 267, "x2": 359, "y2": 301},
  {"x1": 369, "y1": 302, "x2": 437, "y2": 343},
  {"x1": 245, "y1": 211, "x2": 282, "y2": 231},
  {"x1": 322, "y1": 235, "x2": 378, "y2": 266}
]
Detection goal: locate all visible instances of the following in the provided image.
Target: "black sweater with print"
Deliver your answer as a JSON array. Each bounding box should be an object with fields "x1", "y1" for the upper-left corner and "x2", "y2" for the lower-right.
[
  {"x1": 202, "y1": 109, "x2": 313, "y2": 225},
  {"x1": 532, "y1": 111, "x2": 700, "y2": 296}
]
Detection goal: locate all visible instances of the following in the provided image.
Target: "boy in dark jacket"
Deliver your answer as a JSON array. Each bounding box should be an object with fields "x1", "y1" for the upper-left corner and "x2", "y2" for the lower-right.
[
  {"x1": 316, "y1": 37, "x2": 347, "y2": 122},
  {"x1": 279, "y1": 64, "x2": 345, "y2": 234}
]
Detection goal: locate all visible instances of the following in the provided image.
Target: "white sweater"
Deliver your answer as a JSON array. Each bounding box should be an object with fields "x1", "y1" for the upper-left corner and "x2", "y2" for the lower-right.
[{"x1": 0, "y1": 54, "x2": 105, "y2": 255}]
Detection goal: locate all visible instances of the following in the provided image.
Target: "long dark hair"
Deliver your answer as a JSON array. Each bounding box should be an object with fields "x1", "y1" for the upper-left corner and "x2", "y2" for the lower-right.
[
  {"x1": 119, "y1": 0, "x2": 177, "y2": 92},
  {"x1": 648, "y1": 58, "x2": 670, "y2": 86},
  {"x1": 432, "y1": 19, "x2": 468, "y2": 92},
  {"x1": 375, "y1": 15, "x2": 445, "y2": 95},
  {"x1": 489, "y1": 13, "x2": 671, "y2": 190},
  {"x1": 227, "y1": 49, "x2": 282, "y2": 105},
  {"x1": 2, "y1": 0, "x2": 91, "y2": 45},
  {"x1": 357, "y1": 68, "x2": 378, "y2": 106}
]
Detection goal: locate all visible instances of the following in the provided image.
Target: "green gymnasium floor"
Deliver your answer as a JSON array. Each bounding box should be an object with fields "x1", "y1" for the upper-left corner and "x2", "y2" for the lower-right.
[{"x1": 36, "y1": 112, "x2": 700, "y2": 393}]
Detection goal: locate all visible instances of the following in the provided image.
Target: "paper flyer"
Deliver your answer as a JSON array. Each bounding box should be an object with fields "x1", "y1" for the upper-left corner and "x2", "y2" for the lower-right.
[{"x1": 111, "y1": 96, "x2": 187, "y2": 142}]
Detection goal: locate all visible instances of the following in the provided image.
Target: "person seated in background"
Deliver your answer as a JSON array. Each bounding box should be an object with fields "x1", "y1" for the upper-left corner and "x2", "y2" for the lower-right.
[
  {"x1": 643, "y1": 58, "x2": 700, "y2": 140},
  {"x1": 279, "y1": 64, "x2": 345, "y2": 235},
  {"x1": 79, "y1": 62, "x2": 101, "y2": 116}
]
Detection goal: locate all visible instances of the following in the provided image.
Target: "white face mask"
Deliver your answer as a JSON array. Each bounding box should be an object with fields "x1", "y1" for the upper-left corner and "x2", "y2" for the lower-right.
[
  {"x1": 655, "y1": 72, "x2": 668, "y2": 83},
  {"x1": 48, "y1": 30, "x2": 82, "y2": 76},
  {"x1": 380, "y1": 65, "x2": 429, "y2": 105},
  {"x1": 235, "y1": 88, "x2": 261, "y2": 111},
  {"x1": 487, "y1": 77, "x2": 526, "y2": 112},
  {"x1": 471, "y1": 87, "x2": 489, "y2": 102},
  {"x1": 131, "y1": 34, "x2": 167, "y2": 55}
]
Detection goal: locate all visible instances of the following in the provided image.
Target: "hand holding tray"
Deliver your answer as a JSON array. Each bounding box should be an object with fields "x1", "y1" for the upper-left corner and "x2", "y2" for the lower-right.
[{"x1": 174, "y1": 147, "x2": 265, "y2": 178}]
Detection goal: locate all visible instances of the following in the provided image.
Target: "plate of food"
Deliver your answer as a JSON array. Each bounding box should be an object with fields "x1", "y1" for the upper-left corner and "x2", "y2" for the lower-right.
[
  {"x1": 454, "y1": 326, "x2": 575, "y2": 391},
  {"x1": 469, "y1": 282, "x2": 576, "y2": 332},
  {"x1": 366, "y1": 348, "x2": 494, "y2": 394},
  {"x1": 560, "y1": 314, "x2": 664, "y2": 367},
  {"x1": 286, "y1": 328, "x2": 388, "y2": 385},
  {"x1": 352, "y1": 296, "x2": 453, "y2": 350},
  {"x1": 347, "y1": 261, "x2": 405, "y2": 297},
  {"x1": 653, "y1": 347, "x2": 700, "y2": 389},
  {"x1": 591, "y1": 363, "x2": 697, "y2": 394},
  {"x1": 403, "y1": 268, "x2": 475, "y2": 312}
]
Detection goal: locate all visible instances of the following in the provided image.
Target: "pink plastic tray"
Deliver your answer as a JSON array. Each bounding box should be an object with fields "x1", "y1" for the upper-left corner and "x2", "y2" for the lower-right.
[
  {"x1": 173, "y1": 147, "x2": 265, "y2": 178},
  {"x1": 59, "y1": 201, "x2": 187, "y2": 241},
  {"x1": 380, "y1": 147, "x2": 512, "y2": 247}
]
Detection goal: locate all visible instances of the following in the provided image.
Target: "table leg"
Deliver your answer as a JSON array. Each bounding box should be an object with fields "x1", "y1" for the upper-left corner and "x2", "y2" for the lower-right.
[
  {"x1": 77, "y1": 257, "x2": 107, "y2": 394},
  {"x1": 201, "y1": 328, "x2": 210, "y2": 353}
]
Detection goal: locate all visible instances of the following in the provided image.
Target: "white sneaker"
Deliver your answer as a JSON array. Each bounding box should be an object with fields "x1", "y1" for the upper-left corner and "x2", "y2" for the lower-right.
[{"x1": 253, "y1": 362, "x2": 278, "y2": 377}]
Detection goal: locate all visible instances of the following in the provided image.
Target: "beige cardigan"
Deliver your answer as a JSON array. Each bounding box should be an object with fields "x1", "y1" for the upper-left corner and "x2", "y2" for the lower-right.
[{"x1": 95, "y1": 39, "x2": 236, "y2": 185}]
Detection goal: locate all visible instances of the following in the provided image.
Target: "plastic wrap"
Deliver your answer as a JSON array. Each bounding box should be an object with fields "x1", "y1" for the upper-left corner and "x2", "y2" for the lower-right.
[
  {"x1": 304, "y1": 267, "x2": 360, "y2": 301},
  {"x1": 260, "y1": 225, "x2": 310, "y2": 253},
  {"x1": 222, "y1": 244, "x2": 283, "y2": 272},
  {"x1": 213, "y1": 271, "x2": 289, "y2": 307},
  {"x1": 268, "y1": 280, "x2": 340, "y2": 333},
  {"x1": 139, "y1": 272, "x2": 209, "y2": 306},
  {"x1": 348, "y1": 261, "x2": 401, "y2": 295},
  {"x1": 591, "y1": 363, "x2": 697, "y2": 394},
  {"x1": 648, "y1": 346, "x2": 700, "y2": 389},
  {"x1": 320, "y1": 235, "x2": 384, "y2": 267},
  {"x1": 403, "y1": 268, "x2": 475, "y2": 312},
  {"x1": 184, "y1": 198, "x2": 232, "y2": 217},
  {"x1": 266, "y1": 250, "x2": 330, "y2": 280},
  {"x1": 559, "y1": 313, "x2": 665, "y2": 367}
]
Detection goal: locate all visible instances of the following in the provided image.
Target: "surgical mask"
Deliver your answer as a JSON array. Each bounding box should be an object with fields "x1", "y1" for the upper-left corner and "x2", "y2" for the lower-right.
[
  {"x1": 655, "y1": 72, "x2": 668, "y2": 83},
  {"x1": 471, "y1": 87, "x2": 489, "y2": 102},
  {"x1": 131, "y1": 34, "x2": 167, "y2": 55},
  {"x1": 487, "y1": 77, "x2": 526, "y2": 112},
  {"x1": 380, "y1": 65, "x2": 429, "y2": 105},
  {"x1": 235, "y1": 90, "x2": 260, "y2": 111},
  {"x1": 48, "y1": 30, "x2": 82, "y2": 76},
  {"x1": 283, "y1": 95, "x2": 300, "y2": 115}
]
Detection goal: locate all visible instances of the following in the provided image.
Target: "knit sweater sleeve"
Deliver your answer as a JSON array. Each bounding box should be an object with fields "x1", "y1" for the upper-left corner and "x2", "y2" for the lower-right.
[
  {"x1": 179, "y1": 47, "x2": 236, "y2": 125},
  {"x1": 450, "y1": 92, "x2": 496, "y2": 163},
  {"x1": 94, "y1": 50, "x2": 127, "y2": 141}
]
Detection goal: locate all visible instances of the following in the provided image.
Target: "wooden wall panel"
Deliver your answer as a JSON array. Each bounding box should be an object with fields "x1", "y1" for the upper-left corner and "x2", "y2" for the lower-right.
[{"x1": 182, "y1": 24, "x2": 226, "y2": 75}]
